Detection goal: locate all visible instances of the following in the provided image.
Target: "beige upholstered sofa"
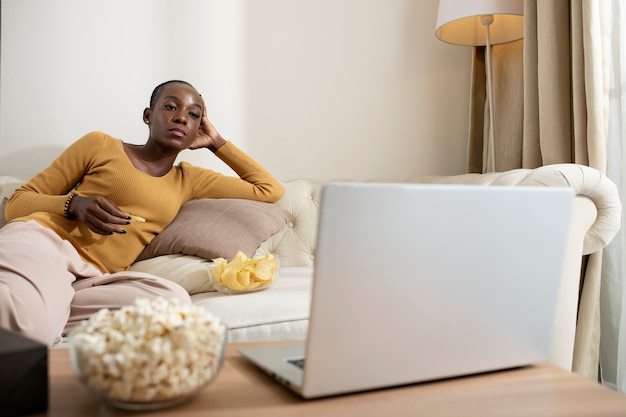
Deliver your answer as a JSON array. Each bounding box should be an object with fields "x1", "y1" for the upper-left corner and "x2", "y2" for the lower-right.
[{"x1": 0, "y1": 163, "x2": 621, "y2": 372}]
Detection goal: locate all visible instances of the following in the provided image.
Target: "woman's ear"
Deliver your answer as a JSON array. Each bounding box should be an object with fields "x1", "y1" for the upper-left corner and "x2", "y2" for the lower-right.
[{"x1": 143, "y1": 108, "x2": 151, "y2": 125}]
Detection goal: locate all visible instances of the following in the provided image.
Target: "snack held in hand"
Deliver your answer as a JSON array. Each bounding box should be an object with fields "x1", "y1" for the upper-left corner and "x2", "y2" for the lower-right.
[
  {"x1": 128, "y1": 214, "x2": 146, "y2": 223},
  {"x1": 69, "y1": 298, "x2": 225, "y2": 408},
  {"x1": 211, "y1": 251, "x2": 278, "y2": 292}
]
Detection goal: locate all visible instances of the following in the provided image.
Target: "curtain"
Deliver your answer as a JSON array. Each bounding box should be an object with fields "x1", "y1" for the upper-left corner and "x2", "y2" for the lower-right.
[
  {"x1": 467, "y1": 0, "x2": 616, "y2": 383},
  {"x1": 601, "y1": 0, "x2": 626, "y2": 392}
]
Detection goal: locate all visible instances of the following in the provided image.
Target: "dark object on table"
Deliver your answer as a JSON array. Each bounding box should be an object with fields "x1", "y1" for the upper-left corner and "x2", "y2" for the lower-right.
[{"x1": 0, "y1": 328, "x2": 48, "y2": 416}]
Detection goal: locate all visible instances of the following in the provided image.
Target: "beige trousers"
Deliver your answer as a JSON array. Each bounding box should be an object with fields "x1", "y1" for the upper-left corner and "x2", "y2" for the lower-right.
[{"x1": 0, "y1": 221, "x2": 191, "y2": 346}]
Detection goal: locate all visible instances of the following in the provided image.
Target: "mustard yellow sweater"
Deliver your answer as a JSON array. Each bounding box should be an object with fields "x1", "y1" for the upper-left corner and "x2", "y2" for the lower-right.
[{"x1": 5, "y1": 132, "x2": 284, "y2": 273}]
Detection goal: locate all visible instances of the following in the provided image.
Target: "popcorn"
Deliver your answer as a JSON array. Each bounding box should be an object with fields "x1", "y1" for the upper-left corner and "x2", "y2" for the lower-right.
[{"x1": 70, "y1": 298, "x2": 226, "y2": 405}]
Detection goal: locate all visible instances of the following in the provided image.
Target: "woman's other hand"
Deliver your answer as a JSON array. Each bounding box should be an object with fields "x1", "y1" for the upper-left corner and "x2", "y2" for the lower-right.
[{"x1": 68, "y1": 195, "x2": 130, "y2": 235}]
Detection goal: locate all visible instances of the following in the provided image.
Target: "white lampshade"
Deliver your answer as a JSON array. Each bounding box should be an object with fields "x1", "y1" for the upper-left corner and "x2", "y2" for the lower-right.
[{"x1": 435, "y1": 0, "x2": 524, "y2": 46}]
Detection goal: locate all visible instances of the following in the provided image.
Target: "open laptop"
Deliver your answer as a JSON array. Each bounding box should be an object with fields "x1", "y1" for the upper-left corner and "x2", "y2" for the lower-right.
[{"x1": 238, "y1": 182, "x2": 574, "y2": 399}]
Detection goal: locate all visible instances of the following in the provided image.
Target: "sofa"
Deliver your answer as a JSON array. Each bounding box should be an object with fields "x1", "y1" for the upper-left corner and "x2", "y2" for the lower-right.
[{"x1": 0, "y1": 163, "x2": 621, "y2": 372}]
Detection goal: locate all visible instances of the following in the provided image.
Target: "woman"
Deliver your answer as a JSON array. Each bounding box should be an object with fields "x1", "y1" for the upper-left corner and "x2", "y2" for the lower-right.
[{"x1": 0, "y1": 80, "x2": 284, "y2": 346}]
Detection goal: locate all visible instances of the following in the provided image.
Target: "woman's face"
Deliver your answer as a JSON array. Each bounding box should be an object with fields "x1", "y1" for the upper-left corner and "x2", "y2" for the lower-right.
[{"x1": 144, "y1": 83, "x2": 203, "y2": 151}]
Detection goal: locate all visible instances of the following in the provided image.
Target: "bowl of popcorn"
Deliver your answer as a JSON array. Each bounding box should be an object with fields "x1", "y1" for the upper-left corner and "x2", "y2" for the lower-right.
[
  {"x1": 210, "y1": 251, "x2": 279, "y2": 295},
  {"x1": 69, "y1": 297, "x2": 226, "y2": 410}
]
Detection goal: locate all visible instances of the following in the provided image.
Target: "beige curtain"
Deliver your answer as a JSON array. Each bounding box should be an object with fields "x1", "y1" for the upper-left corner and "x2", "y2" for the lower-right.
[{"x1": 467, "y1": 0, "x2": 611, "y2": 380}]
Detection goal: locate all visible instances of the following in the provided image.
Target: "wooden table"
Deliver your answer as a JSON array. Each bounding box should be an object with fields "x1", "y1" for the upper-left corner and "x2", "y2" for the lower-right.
[{"x1": 39, "y1": 342, "x2": 626, "y2": 416}]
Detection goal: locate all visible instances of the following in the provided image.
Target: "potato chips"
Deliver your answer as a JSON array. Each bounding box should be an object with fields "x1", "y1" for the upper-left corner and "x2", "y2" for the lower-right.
[{"x1": 211, "y1": 252, "x2": 278, "y2": 293}]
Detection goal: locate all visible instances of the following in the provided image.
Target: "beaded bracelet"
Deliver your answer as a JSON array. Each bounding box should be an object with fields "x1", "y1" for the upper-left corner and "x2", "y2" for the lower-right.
[{"x1": 64, "y1": 192, "x2": 77, "y2": 220}]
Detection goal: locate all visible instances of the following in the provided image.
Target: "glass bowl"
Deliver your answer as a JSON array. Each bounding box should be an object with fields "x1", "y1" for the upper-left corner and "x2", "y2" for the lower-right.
[
  {"x1": 210, "y1": 255, "x2": 279, "y2": 295},
  {"x1": 68, "y1": 298, "x2": 227, "y2": 410}
]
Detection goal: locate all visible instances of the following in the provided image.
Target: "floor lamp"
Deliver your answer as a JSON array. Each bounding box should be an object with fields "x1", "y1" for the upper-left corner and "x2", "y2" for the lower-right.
[{"x1": 435, "y1": 0, "x2": 523, "y2": 172}]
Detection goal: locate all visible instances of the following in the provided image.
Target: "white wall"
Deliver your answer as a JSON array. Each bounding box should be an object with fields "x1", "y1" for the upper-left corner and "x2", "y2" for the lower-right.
[{"x1": 0, "y1": 0, "x2": 471, "y2": 181}]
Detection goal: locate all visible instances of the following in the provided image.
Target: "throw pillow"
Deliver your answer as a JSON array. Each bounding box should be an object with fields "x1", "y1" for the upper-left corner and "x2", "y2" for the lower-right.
[{"x1": 135, "y1": 198, "x2": 294, "y2": 262}]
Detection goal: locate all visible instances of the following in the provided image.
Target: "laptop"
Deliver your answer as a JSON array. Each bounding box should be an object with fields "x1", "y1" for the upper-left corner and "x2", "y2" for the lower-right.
[{"x1": 238, "y1": 182, "x2": 574, "y2": 399}]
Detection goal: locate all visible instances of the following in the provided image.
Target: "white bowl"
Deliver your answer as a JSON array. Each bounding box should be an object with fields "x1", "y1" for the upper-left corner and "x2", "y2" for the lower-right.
[
  {"x1": 69, "y1": 298, "x2": 226, "y2": 410},
  {"x1": 210, "y1": 259, "x2": 279, "y2": 295}
]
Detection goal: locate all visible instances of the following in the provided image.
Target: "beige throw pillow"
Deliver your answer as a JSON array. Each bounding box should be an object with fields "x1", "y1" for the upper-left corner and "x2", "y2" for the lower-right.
[{"x1": 135, "y1": 198, "x2": 293, "y2": 262}]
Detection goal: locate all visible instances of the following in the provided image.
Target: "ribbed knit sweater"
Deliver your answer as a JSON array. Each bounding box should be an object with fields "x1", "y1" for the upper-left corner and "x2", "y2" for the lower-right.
[{"x1": 5, "y1": 131, "x2": 284, "y2": 273}]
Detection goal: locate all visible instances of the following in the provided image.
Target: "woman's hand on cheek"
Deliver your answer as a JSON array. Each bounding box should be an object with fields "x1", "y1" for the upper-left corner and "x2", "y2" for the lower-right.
[
  {"x1": 188, "y1": 100, "x2": 221, "y2": 150},
  {"x1": 68, "y1": 195, "x2": 131, "y2": 235}
]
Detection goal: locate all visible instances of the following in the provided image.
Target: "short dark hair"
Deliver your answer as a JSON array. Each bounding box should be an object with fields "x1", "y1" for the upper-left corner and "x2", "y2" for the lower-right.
[{"x1": 149, "y1": 80, "x2": 198, "y2": 109}]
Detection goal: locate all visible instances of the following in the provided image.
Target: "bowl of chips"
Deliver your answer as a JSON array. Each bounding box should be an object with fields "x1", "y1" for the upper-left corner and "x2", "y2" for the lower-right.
[
  {"x1": 210, "y1": 251, "x2": 279, "y2": 294},
  {"x1": 69, "y1": 298, "x2": 226, "y2": 410}
]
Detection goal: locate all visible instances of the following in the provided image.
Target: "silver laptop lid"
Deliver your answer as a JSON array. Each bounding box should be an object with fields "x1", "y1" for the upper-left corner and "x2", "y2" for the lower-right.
[{"x1": 301, "y1": 182, "x2": 574, "y2": 398}]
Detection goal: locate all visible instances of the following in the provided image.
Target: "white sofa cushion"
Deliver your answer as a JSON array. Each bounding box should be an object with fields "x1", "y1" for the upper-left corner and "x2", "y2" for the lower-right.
[{"x1": 190, "y1": 267, "x2": 313, "y2": 343}]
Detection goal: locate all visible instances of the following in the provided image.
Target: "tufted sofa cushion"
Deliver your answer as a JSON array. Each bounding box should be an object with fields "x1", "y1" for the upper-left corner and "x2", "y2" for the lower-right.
[
  {"x1": 254, "y1": 179, "x2": 323, "y2": 266},
  {"x1": 255, "y1": 164, "x2": 621, "y2": 263}
]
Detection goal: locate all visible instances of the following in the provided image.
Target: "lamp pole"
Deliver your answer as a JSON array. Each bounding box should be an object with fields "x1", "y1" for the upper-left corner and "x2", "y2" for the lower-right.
[{"x1": 481, "y1": 14, "x2": 496, "y2": 173}]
